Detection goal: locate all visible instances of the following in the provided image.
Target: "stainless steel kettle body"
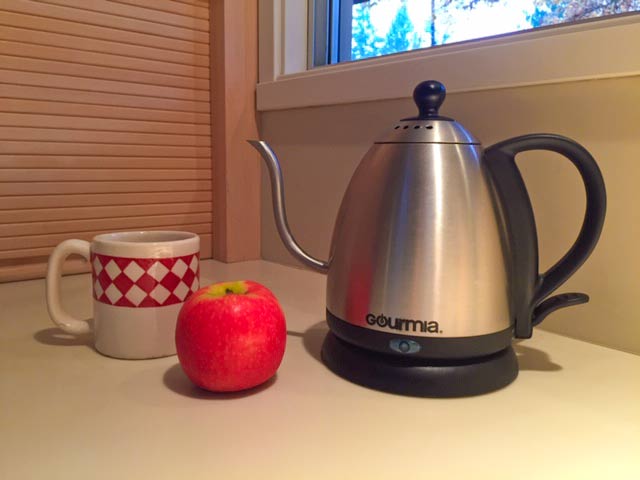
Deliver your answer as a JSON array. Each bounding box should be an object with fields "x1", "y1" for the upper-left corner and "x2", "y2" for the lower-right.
[
  {"x1": 251, "y1": 80, "x2": 606, "y2": 366},
  {"x1": 325, "y1": 140, "x2": 513, "y2": 358}
]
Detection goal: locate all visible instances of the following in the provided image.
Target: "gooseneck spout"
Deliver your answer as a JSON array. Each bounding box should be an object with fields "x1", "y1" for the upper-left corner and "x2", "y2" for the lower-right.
[{"x1": 248, "y1": 140, "x2": 330, "y2": 274}]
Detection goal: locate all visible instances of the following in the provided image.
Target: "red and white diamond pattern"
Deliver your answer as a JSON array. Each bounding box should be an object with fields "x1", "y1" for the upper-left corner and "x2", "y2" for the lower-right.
[{"x1": 91, "y1": 253, "x2": 200, "y2": 307}]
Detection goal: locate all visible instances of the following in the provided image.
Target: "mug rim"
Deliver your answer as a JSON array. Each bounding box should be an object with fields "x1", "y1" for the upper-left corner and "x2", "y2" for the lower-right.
[{"x1": 93, "y1": 230, "x2": 198, "y2": 247}]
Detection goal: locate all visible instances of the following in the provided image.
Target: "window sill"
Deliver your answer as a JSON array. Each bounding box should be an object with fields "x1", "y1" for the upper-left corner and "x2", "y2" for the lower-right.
[{"x1": 257, "y1": 14, "x2": 640, "y2": 112}]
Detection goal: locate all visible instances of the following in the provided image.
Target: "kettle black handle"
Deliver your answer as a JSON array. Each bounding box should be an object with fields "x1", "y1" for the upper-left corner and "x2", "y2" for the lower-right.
[{"x1": 485, "y1": 134, "x2": 606, "y2": 338}]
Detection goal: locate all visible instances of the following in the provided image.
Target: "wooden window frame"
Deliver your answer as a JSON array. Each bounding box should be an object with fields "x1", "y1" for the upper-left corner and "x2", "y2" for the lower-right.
[{"x1": 211, "y1": 0, "x2": 261, "y2": 262}]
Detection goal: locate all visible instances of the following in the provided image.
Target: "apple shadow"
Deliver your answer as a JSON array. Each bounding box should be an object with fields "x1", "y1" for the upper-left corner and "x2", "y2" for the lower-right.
[
  {"x1": 33, "y1": 327, "x2": 94, "y2": 350},
  {"x1": 163, "y1": 363, "x2": 277, "y2": 399},
  {"x1": 513, "y1": 342, "x2": 562, "y2": 372}
]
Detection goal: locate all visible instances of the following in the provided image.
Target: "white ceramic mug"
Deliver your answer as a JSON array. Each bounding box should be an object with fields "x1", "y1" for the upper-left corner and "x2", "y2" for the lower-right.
[{"x1": 46, "y1": 231, "x2": 200, "y2": 359}]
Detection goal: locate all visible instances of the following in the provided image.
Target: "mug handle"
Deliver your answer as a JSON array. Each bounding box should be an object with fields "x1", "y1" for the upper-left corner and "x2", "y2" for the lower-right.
[{"x1": 46, "y1": 239, "x2": 92, "y2": 334}]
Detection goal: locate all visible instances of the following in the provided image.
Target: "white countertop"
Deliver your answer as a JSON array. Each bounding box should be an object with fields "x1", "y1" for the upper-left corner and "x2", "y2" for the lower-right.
[{"x1": 1, "y1": 260, "x2": 639, "y2": 479}]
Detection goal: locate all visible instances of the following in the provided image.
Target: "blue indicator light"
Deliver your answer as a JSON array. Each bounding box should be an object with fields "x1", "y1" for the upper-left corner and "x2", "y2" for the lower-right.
[{"x1": 389, "y1": 338, "x2": 421, "y2": 354}]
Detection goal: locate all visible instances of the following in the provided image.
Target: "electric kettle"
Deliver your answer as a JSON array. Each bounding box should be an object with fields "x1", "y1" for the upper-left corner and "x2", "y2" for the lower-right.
[{"x1": 250, "y1": 80, "x2": 606, "y2": 397}]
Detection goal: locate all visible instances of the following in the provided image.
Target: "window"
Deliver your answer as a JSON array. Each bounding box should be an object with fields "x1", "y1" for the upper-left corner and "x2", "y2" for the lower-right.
[
  {"x1": 257, "y1": 0, "x2": 640, "y2": 111},
  {"x1": 313, "y1": 0, "x2": 640, "y2": 65}
]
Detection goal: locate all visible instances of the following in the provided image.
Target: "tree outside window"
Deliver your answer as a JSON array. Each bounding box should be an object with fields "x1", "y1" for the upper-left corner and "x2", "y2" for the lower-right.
[{"x1": 351, "y1": 0, "x2": 640, "y2": 61}]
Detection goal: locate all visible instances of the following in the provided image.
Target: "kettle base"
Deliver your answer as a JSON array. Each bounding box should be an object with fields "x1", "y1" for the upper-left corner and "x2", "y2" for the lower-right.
[{"x1": 321, "y1": 332, "x2": 518, "y2": 397}]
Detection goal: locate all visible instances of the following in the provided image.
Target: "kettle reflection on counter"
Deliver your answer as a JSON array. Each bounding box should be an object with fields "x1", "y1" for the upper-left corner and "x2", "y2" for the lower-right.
[{"x1": 250, "y1": 80, "x2": 606, "y2": 397}]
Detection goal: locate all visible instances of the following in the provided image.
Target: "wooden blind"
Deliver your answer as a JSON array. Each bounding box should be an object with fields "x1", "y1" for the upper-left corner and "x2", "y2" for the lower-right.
[{"x1": 0, "y1": 0, "x2": 212, "y2": 282}]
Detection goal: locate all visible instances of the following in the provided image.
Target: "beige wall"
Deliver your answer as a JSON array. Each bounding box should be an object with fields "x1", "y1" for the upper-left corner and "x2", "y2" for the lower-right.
[{"x1": 259, "y1": 76, "x2": 640, "y2": 355}]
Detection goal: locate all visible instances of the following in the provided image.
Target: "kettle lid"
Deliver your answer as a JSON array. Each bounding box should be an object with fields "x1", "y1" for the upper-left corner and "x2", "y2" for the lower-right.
[{"x1": 376, "y1": 80, "x2": 480, "y2": 145}]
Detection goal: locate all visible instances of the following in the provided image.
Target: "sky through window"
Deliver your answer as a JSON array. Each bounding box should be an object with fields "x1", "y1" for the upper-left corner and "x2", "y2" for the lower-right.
[{"x1": 351, "y1": 0, "x2": 640, "y2": 61}]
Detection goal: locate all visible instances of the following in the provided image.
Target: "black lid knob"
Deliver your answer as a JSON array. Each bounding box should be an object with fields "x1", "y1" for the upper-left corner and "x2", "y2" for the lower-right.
[
  {"x1": 400, "y1": 80, "x2": 453, "y2": 121},
  {"x1": 413, "y1": 80, "x2": 446, "y2": 118}
]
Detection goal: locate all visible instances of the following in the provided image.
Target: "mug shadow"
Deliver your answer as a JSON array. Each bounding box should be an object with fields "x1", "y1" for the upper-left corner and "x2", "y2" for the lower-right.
[
  {"x1": 292, "y1": 322, "x2": 562, "y2": 372},
  {"x1": 33, "y1": 327, "x2": 94, "y2": 349},
  {"x1": 163, "y1": 363, "x2": 277, "y2": 400}
]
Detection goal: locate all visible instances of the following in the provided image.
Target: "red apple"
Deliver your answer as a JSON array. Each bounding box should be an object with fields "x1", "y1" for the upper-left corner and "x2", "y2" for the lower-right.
[{"x1": 175, "y1": 280, "x2": 286, "y2": 392}]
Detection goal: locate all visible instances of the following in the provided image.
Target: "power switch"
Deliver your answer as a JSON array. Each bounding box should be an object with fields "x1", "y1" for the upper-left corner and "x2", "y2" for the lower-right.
[{"x1": 389, "y1": 338, "x2": 421, "y2": 354}]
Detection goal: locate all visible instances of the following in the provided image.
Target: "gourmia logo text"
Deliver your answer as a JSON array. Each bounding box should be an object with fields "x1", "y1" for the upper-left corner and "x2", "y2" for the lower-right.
[{"x1": 366, "y1": 313, "x2": 442, "y2": 334}]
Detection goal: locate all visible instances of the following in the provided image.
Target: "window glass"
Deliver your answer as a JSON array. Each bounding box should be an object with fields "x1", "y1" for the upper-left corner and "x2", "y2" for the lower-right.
[{"x1": 348, "y1": 0, "x2": 640, "y2": 62}]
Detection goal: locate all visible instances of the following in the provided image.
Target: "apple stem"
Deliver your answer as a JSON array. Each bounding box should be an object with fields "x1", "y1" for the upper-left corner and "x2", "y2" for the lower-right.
[{"x1": 225, "y1": 288, "x2": 233, "y2": 295}]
